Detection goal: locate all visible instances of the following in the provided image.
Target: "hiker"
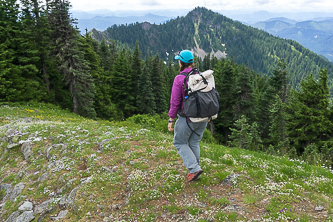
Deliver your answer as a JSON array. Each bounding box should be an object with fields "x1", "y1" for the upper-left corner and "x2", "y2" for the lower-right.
[{"x1": 168, "y1": 50, "x2": 208, "y2": 182}]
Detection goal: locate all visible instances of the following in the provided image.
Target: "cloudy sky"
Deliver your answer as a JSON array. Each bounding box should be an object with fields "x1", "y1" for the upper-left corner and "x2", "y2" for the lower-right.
[{"x1": 70, "y1": 0, "x2": 333, "y2": 12}]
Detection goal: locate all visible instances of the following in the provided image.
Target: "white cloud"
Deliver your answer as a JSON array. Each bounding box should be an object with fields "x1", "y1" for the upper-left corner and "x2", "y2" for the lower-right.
[{"x1": 69, "y1": 0, "x2": 333, "y2": 12}]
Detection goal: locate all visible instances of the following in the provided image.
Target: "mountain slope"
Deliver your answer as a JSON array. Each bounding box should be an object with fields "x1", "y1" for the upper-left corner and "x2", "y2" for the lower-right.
[
  {"x1": 1, "y1": 103, "x2": 333, "y2": 221},
  {"x1": 252, "y1": 18, "x2": 333, "y2": 62},
  {"x1": 91, "y1": 7, "x2": 333, "y2": 86}
]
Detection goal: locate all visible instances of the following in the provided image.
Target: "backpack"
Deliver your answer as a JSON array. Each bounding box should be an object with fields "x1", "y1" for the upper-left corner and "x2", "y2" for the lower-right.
[{"x1": 181, "y1": 68, "x2": 220, "y2": 123}]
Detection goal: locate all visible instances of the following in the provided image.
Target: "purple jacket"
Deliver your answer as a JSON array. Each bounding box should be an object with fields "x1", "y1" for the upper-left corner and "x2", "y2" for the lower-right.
[{"x1": 168, "y1": 67, "x2": 197, "y2": 119}]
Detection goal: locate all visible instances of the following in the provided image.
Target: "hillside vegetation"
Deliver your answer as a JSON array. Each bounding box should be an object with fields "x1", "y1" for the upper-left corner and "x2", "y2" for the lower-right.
[
  {"x1": 91, "y1": 7, "x2": 333, "y2": 85},
  {"x1": 0, "y1": 103, "x2": 333, "y2": 221},
  {"x1": 252, "y1": 18, "x2": 333, "y2": 62},
  {"x1": 2, "y1": 1, "x2": 333, "y2": 173}
]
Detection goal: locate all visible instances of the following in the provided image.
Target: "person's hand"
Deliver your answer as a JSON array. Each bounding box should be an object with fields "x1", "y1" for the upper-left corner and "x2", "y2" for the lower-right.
[
  {"x1": 168, "y1": 122, "x2": 174, "y2": 131},
  {"x1": 168, "y1": 119, "x2": 174, "y2": 131}
]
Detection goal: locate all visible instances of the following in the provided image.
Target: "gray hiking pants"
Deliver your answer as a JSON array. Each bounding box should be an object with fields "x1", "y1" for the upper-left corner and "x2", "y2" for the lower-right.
[{"x1": 173, "y1": 116, "x2": 208, "y2": 173}]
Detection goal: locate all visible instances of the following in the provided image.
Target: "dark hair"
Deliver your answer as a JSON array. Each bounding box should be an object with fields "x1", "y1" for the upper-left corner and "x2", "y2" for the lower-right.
[{"x1": 179, "y1": 60, "x2": 194, "y2": 72}]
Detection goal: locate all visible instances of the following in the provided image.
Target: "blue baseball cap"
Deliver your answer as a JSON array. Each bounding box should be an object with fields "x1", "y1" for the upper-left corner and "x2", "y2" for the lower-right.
[{"x1": 174, "y1": 50, "x2": 194, "y2": 63}]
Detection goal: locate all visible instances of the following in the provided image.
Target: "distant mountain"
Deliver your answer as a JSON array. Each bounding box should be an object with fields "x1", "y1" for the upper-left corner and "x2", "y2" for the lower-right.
[
  {"x1": 90, "y1": 7, "x2": 333, "y2": 87},
  {"x1": 71, "y1": 9, "x2": 189, "y2": 19},
  {"x1": 252, "y1": 18, "x2": 333, "y2": 62},
  {"x1": 75, "y1": 13, "x2": 171, "y2": 33},
  {"x1": 222, "y1": 10, "x2": 333, "y2": 24}
]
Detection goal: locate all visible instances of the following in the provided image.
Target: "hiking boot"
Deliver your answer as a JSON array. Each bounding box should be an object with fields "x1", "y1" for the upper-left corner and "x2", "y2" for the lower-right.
[
  {"x1": 187, "y1": 170, "x2": 203, "y2": 182},
  {"x1": 187, "y1": 174, "x2": 201, "y2": 181}
]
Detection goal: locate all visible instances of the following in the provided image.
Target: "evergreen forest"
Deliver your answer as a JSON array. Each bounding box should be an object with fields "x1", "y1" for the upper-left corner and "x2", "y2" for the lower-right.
[
  {"x1": 1, "y1": 1, "x2": 333, "y2": 166},
  {"x1": 91, "y1": 7, "x2": 333, "y2": 93}
]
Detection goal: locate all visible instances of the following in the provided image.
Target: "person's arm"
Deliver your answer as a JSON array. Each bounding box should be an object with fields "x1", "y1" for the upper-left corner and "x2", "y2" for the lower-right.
[{"x1": 168, "y1": 76, "x2": 183, "y2": 131}]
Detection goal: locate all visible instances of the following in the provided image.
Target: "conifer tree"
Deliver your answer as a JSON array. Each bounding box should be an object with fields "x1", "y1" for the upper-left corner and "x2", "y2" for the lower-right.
[
  {"x1": 131, "y1": 41, "x2": 142, "y2": 106},
  {"x1": 250, "y1": 122, "x2": 262, "y2": 150},
  {"x1": 234, "y1": 66, "x2": 257, "y2": 124},
  {"x1": 229, "y1": 115, "x2": 252, "y2": 150},
  {"x1": 98, "y1": 38, "x2": 114, "y2": 73},
  {"x1": 21, "y1": 0, "x2": 52, "y2": 97},
  {"x1": 258, "y1": 59, "x2": 290, "y2": 143},
  {"x1": 150, "y1": 54, "x2": 168, "y2": 113},
  {"x1": 0, "y1": 0, "x2": 42, "y2": 102},
  {"x1": 136, "y1": 64, "x2": 156, "y2": 114},
  {"x1": 213, "y1": 59, "x2": 237, "y2": 142},
  {"x1": 203, "y1": 53, "x2": 211, "y2": 70},
  {"x1": 81, "y1": 33, "x2": 117, "y2": 119},
  {"x1": 111, "y1": 49, "x2": 136, "y2": 119},
  {"x1": 269, "y1": 95, "x2": 289, "y2": 153},
  {"x1": 287, "y1": 69, "x2": 333, "y2": 154},
  {"x1": 48, "y1": 0, "x2": 96, "y2": 118}
]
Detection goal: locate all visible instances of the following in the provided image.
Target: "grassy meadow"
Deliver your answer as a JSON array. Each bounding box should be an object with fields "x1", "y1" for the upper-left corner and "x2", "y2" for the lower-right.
[{"x1": 0, "y1": 103, "x2": 333, "y2": 221}]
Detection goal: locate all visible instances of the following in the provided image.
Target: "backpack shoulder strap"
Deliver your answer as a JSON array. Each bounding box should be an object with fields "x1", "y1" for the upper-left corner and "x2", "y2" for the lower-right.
[{"x1": 181, "y1": 68, "x2": 198, "y2": 92}]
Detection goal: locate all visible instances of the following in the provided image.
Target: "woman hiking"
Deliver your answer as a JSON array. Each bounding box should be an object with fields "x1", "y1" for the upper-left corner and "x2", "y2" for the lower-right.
[{"x1": 168, "y1": 50, "x2": 208, "y2": 182}]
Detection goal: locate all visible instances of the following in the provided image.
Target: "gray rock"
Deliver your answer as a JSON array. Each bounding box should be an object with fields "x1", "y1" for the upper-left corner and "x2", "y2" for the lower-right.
[
  {"x1": 50, "y1": 210, "x2": 68, "y2": 221},
  {"x1": 16, "y1": 171, "x2": 25, "y2": 179},
  {"x1": 56, "y1": 187, "x2": 63, "y2": 196},
  {"x1": 34, "y1": 198, "x2": 54, "y2": 214},
  {"x1": 67, "y1": 186, "x2": 79, "y2": 205},
  {"x1": 58, "y1": 195, "x2": 68, "y2": 210},
  {"x1": 5, "y1": 211, "x2": 20, "y2": 222},
  {"x1": 315, "y1": 206, "x2": 324, "y2": 211},
  {"x1": 195, "y1": 202, "x2": 207, "y2": 208},
  {"x1": 16, "y1": 210, "x2": 35, "y2": 222},
  {"x1": 129, "y1": 161, "x2": 138, "y2": 165},
  {"x1": 45, "y1": 144, "x2": 69, "y2": 160},
  {"x1": 102, "y1": 166, "x2": 114, "y2": 173},
  {"x1": 21, "y1": 142, "x2": 33, "y2": 160},
  {"x1": 0, "y1": 202, "x2": 5, "y2": 210},
  {"x1": 18, "y1": 201, "x2": 33, "y2": 211},
  {"x1": 223, "y1": 204, "x2": 242, "y2": 212},
  {"x1": 7, "y1": 143, "x2": 20, "y2": 149},
  {"x1": 24, "y1": 117, "x2": 32, "y2": 123},
  {"x1": 221, "y1": 174, "x2": 241, "y2": 186},
  {"x1": 0, "y1": 183, "x2": 12, "y2": 201},
  {"x1": 5, "y1": 129, "x2": 15, "y2": 137},
  {"x1": 99, "y1": 139, "x2": 111, "y2": 150},
  {"x1": 103, "y1": 217, "x2": 111, "y2": 222},
  {"x1": 80, "y1": 175, "x2": 93, "y2": 184},
  {"x1": 58, "y1": 174, "x2": 65, "y2": 182},
  {"x1": 57, "y1": 186, "x2": 79, "y2": 209},
  {"x1": 36, "y1": 206, "x2": 53, "y2": 222},
  {"x1": 99, "y1": 212, "x2": 105, "y2": 217},
  {"x1": 45, "y1": 145, "x2": 55, "y2": 160},
  {"x1": 57, "y1": 178, "x2": 77, "y2": 195},
  {"x1": 112, "y1": 204, "x2": 122, "y2": 210},
  {"x1": 9, "y1": 183, "x2": 25, "y2": 201},
  {"x1": 39, "y1": 172, "x2": 49, "y2": 182},
  {"x1": 12, "y1": 135, "x2": 20, "y2": 143}
]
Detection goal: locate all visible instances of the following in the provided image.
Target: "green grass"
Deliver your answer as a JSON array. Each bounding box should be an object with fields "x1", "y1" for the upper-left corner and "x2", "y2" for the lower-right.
[{"x1": 1, "y1": 103, "x2": 333, "y2": 221}]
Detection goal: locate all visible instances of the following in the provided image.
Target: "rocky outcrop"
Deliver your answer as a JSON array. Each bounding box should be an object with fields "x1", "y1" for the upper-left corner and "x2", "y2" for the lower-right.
[{"x1": 9, "y1": 183, "x2": 25, "y2": 201}]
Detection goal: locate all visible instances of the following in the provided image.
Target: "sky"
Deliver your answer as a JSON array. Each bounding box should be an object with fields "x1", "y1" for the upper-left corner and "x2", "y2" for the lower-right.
[{"x1": 70, "y1": 0, "x2": 333, "y2": 13}]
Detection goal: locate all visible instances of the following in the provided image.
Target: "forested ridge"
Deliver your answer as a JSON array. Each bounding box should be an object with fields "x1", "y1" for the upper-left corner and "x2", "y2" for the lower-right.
[
  {"x1": 91, "y1": 7, "x2": 333, "y2": 91},
  {"x1": 1, "y1": 1, "x2": 333, "y2": 165}
]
